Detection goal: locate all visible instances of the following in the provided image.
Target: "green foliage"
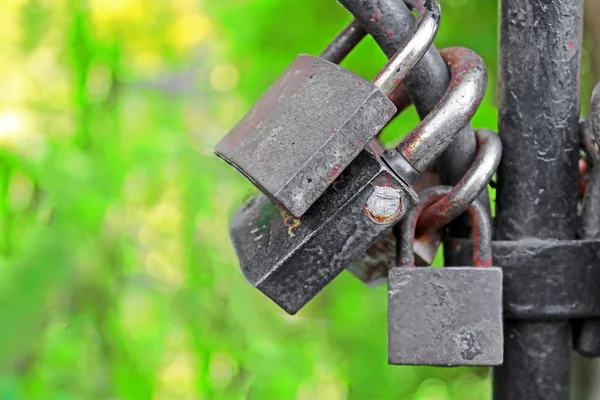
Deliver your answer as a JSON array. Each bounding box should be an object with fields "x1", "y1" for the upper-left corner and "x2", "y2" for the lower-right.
[{"x1": 1, "y1": 0, "x2": 590, "y2": 399}]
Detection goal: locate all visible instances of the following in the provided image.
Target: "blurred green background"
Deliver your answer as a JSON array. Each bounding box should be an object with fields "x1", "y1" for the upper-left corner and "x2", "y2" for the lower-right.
[{"x1": 0, "y1": 0, "x2": 597, "y2": 399}]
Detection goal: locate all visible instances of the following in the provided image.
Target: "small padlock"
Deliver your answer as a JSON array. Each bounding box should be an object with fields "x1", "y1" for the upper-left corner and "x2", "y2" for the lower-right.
[
  {"x1": 388, "y1": 186, "x2": 503, "y2": 366},
  {"x1": 215, "y1": 0, "x2": 441, "y2": 218},
  {"x1": 229, "y1": 47, "x2": 488, "y2": 315}
]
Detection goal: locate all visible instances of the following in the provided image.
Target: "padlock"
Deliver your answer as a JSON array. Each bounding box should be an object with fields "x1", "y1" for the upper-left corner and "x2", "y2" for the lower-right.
[
  {"x1": 229, "y1": 47, "x2": 488, "y2": 315},
  {"x1": 348, "y1": 128, "x2": 501, "y2": 286},
  {"x1": 215, "y1": 0, "x2": 441, "y2": 218},
  {"x1": 388, "y1": 186, "x2": 503, "y2": 366}
]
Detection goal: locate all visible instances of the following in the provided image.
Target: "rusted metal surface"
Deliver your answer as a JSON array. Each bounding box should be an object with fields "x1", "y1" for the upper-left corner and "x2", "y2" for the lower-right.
[
  {"x1": 338, "y1": 0, "x2": 480, "y2": 192},
  {"x1": 348, "y1": 135, "x2": 498, "y2": 283},
  {"x1": 215, "y1": 55, "x2": 396, "y2": 218},
  {"x1": 417, "y1": 129, "x2": 502, "y2": 232},
  {"x1": 396, "y1": 47, "x2": 488, "y2": 172},
  {"x1": 216, "y1": 0, "x2": 440, "y2": 218},
  {"x1": 348, "y1": 48, "x2": 491, "y2": 284},
  {"x1": 364, "y1": 185, "x2": 405, "y2": 224},
  {"x1": 350, "y1": 128, "x2": 498, "y2": 282},
  {"x1": 396, "y1": 186, "x2": 493, "y2": 268},
  {"x1": 371, "y1": 0, "x2": 440, "y2": 96},
  {"x1": 228, "y1": 150, "x2": 418, "y2": 315}
]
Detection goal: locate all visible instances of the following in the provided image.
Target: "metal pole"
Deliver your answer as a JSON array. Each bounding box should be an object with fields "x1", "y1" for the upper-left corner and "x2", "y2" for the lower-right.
[{"x1": 495, "y1": 0, "x2": 583, "y2": 399}]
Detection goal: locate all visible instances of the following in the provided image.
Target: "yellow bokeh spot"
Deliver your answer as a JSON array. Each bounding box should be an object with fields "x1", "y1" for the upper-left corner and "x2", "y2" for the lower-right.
[
  {"x1": 157, "y1": 353, "x2": 196, "y2": 399},
  {"x1": 171, "y1": 14, "x2": 214, "y2": 51},
  {"x1": 90, "y1": 0, "x2": 145, "y2": 24},
  {"x1": 87, "y1": 64, "x2": 112, "y2": 101},
  {"x1": 9, "y1": 171, "x2": 34, "y2": 212},
  {"x1": 0, "y1": 110, "x2": 46, "y2": 159},
  {"x1": 296, "y1": 381, "x2": 348, "y2": 400},
  {"x1": 210, "y1": 64, "x2": 239, "y2": 93},
  {"x1": 0, "y1": 111, "x2": 23, "y2": 136},
  {"x1": 209, "y1": 352, "x2": 238, "y2": 387},
  {"x1": 144, "y1": 251, "x2": 185, "y2": 287}
]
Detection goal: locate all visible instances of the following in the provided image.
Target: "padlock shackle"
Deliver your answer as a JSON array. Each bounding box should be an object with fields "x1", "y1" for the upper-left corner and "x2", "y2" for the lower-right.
[
  {"x1": 395, "y1": 186, "x2": 492, "y2": 268},
  {"x1": 397, "y1": 47, "x2": 488, "y2": 172},
  {"x1": 415, "y1": 129, "x2": 501, "y2": 232},
  {"x1": 320, "y1": 20, "x2": 367, "y2": 65},
  {"x1": 372, "y1": 0, "x2": 441, "y2": 96}
]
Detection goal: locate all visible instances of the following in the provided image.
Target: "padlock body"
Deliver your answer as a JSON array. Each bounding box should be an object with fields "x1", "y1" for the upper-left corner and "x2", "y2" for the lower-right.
[
  {"x1": 229, "y1": 150, "x2": 417, "y2": 314},
  {"x1": 388, "y1": 266, "x2": 503, "y2": 366},
  {"x1": 216, "y1": 55, "x2": 397, "y2": 217},
  {"x1": 346, "y1": 231, "x2": 395, "y2": 287}
]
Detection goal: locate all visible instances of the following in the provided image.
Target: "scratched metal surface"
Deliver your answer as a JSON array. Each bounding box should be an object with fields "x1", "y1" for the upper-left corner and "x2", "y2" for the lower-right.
[
  {"x1": 228, "y1": 150, "x2": 417, "y2": 315},
  {"x1": 494, "y1": 0, "x2": 583, "y2": 399},
  {"x1": 387, "y1": 266, "x2": 503, "y2": 366},
  {"x1": 338, "y1": 0, "x2": 488, "y2": 238},
  {"x1": 215, "y1": 55, "x2": 396, "y2": 218}
]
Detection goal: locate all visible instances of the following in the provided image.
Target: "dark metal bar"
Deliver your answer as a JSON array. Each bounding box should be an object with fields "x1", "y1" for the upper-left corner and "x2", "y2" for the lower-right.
[
  {"x1": 493, "y1": 321, "x2": 572, "y2": 400},
  {"x1": 495, "y1": 0, "x2": 583, "y2": 398},
  {"x1": 337, "y1": 0, "x2": 487, "y2": 237},
  {"x1": 320, "y1": 20, "x2": 366, "y2": 64}
]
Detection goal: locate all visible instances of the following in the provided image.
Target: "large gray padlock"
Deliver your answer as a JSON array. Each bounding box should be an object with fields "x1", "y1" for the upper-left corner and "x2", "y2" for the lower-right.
[
  {"x1": 215, "y1": 0, "x2": 441, "y2": 218},
  {"x1": 229, "y1": 47, "x2": 489, "y2": 315},
  {"x1": 388, "y1": 186, "x2": 503, "y2": 366}
]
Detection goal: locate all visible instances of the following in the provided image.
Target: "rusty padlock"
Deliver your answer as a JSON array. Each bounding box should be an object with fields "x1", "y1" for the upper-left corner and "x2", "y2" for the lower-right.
[
  {"x1": 388, "y1": 186, "x2": 503, "y2": 366},
  {"x1": 215, "y1": 0, "x2": 441, "y2": 218},
  {"x1": 229, "y1": 47, "x2": 488, "y2": 314},
  {"x1": 348, "y1": 128, "x2": 502, "y2": 286}
]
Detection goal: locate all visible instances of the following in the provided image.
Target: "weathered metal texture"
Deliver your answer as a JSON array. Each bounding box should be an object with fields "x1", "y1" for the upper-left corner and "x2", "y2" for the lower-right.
[
  {"x1": 396, "y1": 187, "x2": 493, "y2": 267},
  {"x1": 215, "y1": 55, "x2": 396, "y2": 218},
  {"x1": 496, "y1": 0, "x2": 582, "y2": 241},
  {"x1": 575, "y1": 82, "x2": 600, "y2": 358},
  {"x1": 495, "y1": 0, "x2": 583, "y2": 398},
  {"x1": 388, "y1": 186, "x2": 503, "y2": 366},
  {"x1": 345, "y1": 167, "x2": 440, "y2": 286},
  {"x1": 320, "y1": 20, "x2": 366, "y2": 65},
  {"x1": 445, "y1": 238, "x2": 600, "y2": 319},
  {"x1": 338, "y1": 0, "x2": 489, "y2": 237},
  {"x1": 228, "y1": 42, "x2": 488, "y2": 310},
  {"x1": 377, "y1": 47, "x2": 487, "y2": 184},
  {"x1": 216, "y1": 0, "x2": 440, "y2": 218},
  {"x1": 417, "y1": 129, "x2": 501, "y2": 232},
  {"x1": 371, "y1": 0, "x2": 440, "y2": 96},
  {"x1": 349, "y1": 128, "x2": 499, "y2": 285},
  {"x1": 496, "y1": 321, "x2": 572, "y2": 400},
  {"x1": 229, "y1": 150, "x2": 418, "y2": 315},
  {"x1": 396, "y1": 47, "x2": 487, "y2": 172}
]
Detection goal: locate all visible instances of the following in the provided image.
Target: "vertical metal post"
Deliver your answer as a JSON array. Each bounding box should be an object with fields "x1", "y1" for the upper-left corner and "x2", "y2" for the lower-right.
[{"x1": 495, "y1": 0, "x2": 583, "y2": 399}]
